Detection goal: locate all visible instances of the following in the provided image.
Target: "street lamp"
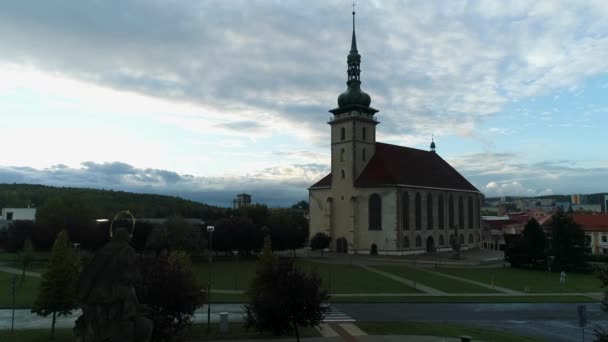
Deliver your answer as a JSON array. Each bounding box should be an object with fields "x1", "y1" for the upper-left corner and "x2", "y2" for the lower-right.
[{"x1": 206, "y1": 225, "x2": 215, "y2": 334}]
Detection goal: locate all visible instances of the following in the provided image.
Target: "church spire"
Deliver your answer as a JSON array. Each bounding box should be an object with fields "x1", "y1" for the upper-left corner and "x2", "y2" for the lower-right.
[
  {"x1": 347, "y1": 4, "x2": 361, "y2": 85},
  {"x1": 335, "y1": 3, "x2": 373, "y2": 110},
  {"x1": 430, "y1": 135, "x2": 436, "y2": 152},
  {"x1": 350, "y1": 4, "x2": 357, "y2": 54}
]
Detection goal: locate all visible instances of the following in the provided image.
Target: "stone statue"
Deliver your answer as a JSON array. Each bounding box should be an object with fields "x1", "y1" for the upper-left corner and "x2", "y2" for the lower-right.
[
  {"x1": 450, "y1": 225, "x2": 461, "y2": 260},
  {"x1": 74, "y1": 228, "x2": 153, "y2": 342}
]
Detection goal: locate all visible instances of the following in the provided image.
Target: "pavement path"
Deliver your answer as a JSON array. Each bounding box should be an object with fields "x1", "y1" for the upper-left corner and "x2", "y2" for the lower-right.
[
  {"x1": 0, "y1": 265, "x2": 41, "y2": 278},
  {"x1": 335, "y1": 302, "x2": 607, "y2": 342},
  {"x1": 416, "y1": 267, "x2": 522, "y2": 295},
  {"x1": 358, "y1": 265, "x2": 446, "y2": 295},
  {"x1": 0, "y1": 305, "x2": 354, "y2": 330}
]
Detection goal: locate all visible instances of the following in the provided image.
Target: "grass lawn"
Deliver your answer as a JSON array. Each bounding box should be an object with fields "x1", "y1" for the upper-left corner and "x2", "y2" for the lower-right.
[
  {"x1": 0, "y1": 323, "x2": 320, "y2": 342},
  {"x1": 358, "y1": 321, "x2": 543, "y2": 342},
  {"x1": 297, "y1": 260, "x2": 420, "y2": 294},
  {"x1": 0, "y1": 251, "x2": 50, "y2": 264},
  {"x1": 192, "y1": 259, "x2": 421, "y2": 294},
  {"x1": 0, "y1": 328, "x2": 73, "y2": 342},
  {"x1": 330, "y1": 294, "x2": 597, "y2": 303},
  {"x1": 0, "y1": 272, "x2": 40, "y2": 308},
  {"x1": 192, "y1": 260, "x2": 257, "y2": 291},
  {"x1": 376, "y1": 265, "x2": 499, "y2": 293},
  {"x1": 437, "y1": 267, "x2": 603, "y2": 293}
]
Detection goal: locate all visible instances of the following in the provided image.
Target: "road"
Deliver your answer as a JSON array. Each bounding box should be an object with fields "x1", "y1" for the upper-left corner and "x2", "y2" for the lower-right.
[
  {"x1": 0, "y1": 304, "x2": 246, "y2": 330},
  {"x1": 2, "y1": 302, "x2": 606, "y2": 341},
  {"x1": 335, "y1": 302, "x2": 607, "y2": 342}
]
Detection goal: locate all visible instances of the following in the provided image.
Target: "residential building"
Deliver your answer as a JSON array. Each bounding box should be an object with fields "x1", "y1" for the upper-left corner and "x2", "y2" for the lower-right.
[
  {"x1": 0, "y1": 207, "x2": 37, "y2": 228},
  {"x1": 571, "y1": 214, "x2": 608, "y2": 255}
]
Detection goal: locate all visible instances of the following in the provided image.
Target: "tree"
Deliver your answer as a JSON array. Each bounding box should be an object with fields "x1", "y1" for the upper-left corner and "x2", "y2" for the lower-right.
[
  {"x1": 549, "y1": 209, "x2": 589, "y2": 272},
  {"x1": 594, "y1": 265, "x2": 608, "y2": 341},
  {"x1": 19, "y1": 239, "x2": 35, "y2": 285},
  {"x1": 145, "y1": 226, "x2": 169, "y2": 256},
  {"x1": 504, "y1": 234, "x2": 530, "y2": 268},
  {"x1": 267, "y1": 209, "x2": 308, "y2": 255},
  {"x1": 522, "y1": 218, "x2": 547, "y2": 265},
  {"x1": 245, "y1": 257, "x2": 329, "y2": 341},
  {"x1": 4, "y1": 220, "x2": 37, "y2": 252},
  {"x1": 213, "y1": 217, "x2": 263, "y2": 255},
  {"x1": 32, "y1": 230, "x2": 80, "y2": 340},
  {"x1": 165, "y1": 217, "x2": 205, "y2": 253},
  {"x1": 310, "y1": 233, "x2": 331, "y2": 256},
  {"x1": 291, "y1": 201, "x2": 309, "y2": 210},
  {"x1": 137, "y1": 252, "x2": 205, "y2": 342}
]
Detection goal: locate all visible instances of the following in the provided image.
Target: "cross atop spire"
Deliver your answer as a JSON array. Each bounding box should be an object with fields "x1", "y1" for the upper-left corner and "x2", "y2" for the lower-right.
[{"x1": 351, "y1": 3, "x2": 358, "y2": 53}]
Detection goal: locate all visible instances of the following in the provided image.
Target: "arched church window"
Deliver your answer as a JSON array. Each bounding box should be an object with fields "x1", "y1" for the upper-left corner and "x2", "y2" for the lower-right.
[
  {"x1": 415, "y1": 235, "x2": 422, "y2": 247},
  {"x1": 340, "y1": 169, "x2": 345, "y2": 179},
  {"x1": 362, "y1": 148, "x2": 366, "y2": 161},
  {"x1": 341, "y1": 127, "x2": 345, "y2": 141},
  {"x1": 448, "y1": 194, "x2": 454, "y2": 228},
  {"x1": 340, "y1": 149, "x2": 345, "y2": 162},
  {"x1": 427, "y1": 193, "x2": 433, "y2": 230},
  {"x1": 415, "y1": 193, "x2": 422, "y2": 230},
  {"x1": 402, "y1": 192, "x2": 409, "y2": 230},
  {"x1": 438, "y1": 194, "x2": 444, "y2": 229},
  {"x1": 468, "y1": 197, "x2": 473, "y2": 229},
  {"x1": 368, "y1": 194, "x2": 381, "y2": 230},
  {"x1": 362, "y1": 127, "x2": 367, "y2": 140},
  {"x1": 403, "y1": 236, "x2": 410, "y2": 248},
  {"x1": 459, "y1": 234, "x2": 464, "y2": 245},
  {"x1": 439, "y1": 235, "x2": 445, "y2": 246},
  {"x1": 458, "y1": 196, "x2": 464, "y2": 228},
  {"x1": 468, "y1": 234, "x2": 474, "y2": 244}
]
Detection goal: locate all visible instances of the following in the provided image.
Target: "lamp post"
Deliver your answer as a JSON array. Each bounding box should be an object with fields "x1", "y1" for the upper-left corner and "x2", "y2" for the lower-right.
[{"x1": 206, "y1": 225, "x2": 215, "y2": 334}]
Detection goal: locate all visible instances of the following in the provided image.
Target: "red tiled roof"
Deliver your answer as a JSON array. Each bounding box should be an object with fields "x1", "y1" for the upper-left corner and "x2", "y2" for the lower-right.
[
  {"x1": 309, "y1": 142, "x2": 479, "y2": 192},
  {"x1": 572, "y1": 214, "x2": 608, "y2": 232},
  {"x1": 310, "y1": 173, "x2": 332, "y2": 188},
  {"x1": 355, "y1": 143, "x2": 479, "y2": 191}
]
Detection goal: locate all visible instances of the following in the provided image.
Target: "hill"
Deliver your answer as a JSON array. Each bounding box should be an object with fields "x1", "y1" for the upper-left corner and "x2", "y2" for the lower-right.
[{"x1": 0, "y1": 183, "x2": 226, "y2": 219}]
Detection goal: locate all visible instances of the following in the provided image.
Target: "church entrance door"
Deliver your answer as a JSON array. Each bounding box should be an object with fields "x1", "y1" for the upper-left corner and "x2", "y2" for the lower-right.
[
  {"x1": 426, "y1": 236, "x2": 435, "y2": 252},
  {"x1": 336, "y1": 238, "x2": 348, "y2": 254}
]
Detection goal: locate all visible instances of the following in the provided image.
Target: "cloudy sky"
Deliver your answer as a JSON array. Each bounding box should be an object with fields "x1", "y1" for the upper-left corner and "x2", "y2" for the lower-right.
[{"x1": 1, "y1": 0, "x2": 607, "y2": 206}]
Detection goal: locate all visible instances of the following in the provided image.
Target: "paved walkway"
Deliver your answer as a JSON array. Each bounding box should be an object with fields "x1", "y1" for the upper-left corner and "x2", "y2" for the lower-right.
[
  {"x1": 358, "y1": 265, "x2": 445, "y2": 295},
  {"x1": 416, "y1": 267, "x2": 522, "y2": 294},
  {"x1": 201, "y1": 335, "x2": 467, "y2": 342},
  {"x1": 0, "y1": 265, "x2": 41, "y2": 278}
]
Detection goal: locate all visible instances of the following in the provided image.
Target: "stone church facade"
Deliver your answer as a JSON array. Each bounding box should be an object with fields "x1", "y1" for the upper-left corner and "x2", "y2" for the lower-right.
[{"x1": 309, "y1": 11, "x2": 482, "y2": 254}]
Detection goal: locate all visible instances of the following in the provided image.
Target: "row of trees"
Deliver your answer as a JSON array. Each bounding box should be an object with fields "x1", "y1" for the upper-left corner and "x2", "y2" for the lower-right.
[
  {"x1": 0, "y1": 204, "x2": 309, "y2": 256},
  {"x1": 505, "y1": 209, "x2": 589, "y2": 272},
  {"x1": 31, "y1": 226, "x2": 326, "y2": 341}
]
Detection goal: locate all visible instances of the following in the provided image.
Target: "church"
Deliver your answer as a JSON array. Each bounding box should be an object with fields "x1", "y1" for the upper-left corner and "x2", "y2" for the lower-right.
[{"x1": 308, "y1": 11, "x2": 483, "y2": 255}]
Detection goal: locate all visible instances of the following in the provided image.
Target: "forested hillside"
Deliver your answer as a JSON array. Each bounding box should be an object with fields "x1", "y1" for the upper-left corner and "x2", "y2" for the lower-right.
[{"x1": 0, "y1": 183, "x2": 226, "y2": 220}]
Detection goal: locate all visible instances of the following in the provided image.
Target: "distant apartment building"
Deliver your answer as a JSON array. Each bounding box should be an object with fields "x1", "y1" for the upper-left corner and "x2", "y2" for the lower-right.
[
  {"x1": 572, "y1": 194, "x2": 582, "y2": 205},
  {"x1": 0, "y1": 207, "x2": 37, "y2": 228},
  {"x1": 233, "y1": 193, "x2": 252, "y2": 209},
  {"x1": 481, "y1": 216, "x2": 512, "y2": 251},
  {"x1": 571, "y1": 214, "x2": 608, "y2": 255},
  {"x1": 481, "y1": 209, "x2": 554, "y2": 251}
]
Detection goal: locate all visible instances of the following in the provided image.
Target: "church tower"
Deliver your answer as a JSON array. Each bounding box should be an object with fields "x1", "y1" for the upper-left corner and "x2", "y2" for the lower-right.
[{"x1": 329, "y1": 9, "x2": 379, "y2": 188}]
